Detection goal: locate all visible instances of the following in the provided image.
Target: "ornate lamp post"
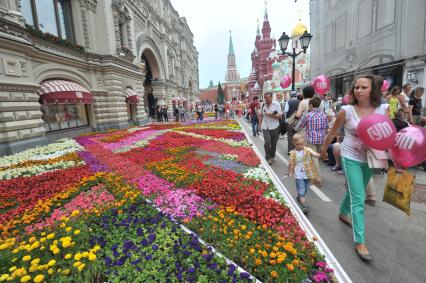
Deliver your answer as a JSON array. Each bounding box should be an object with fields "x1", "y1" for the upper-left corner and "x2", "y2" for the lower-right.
[{"x1": 278, "y1": 30, "x2": 312, "y2": 91}]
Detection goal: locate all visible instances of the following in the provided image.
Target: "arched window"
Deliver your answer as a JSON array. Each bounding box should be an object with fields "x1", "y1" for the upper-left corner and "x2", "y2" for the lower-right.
[
  {"x1": 38, "y1": 80, "x2": 92, "y2": 132},
  {"x1": 21, "y1": 0, "x2": 75, "y2": 43}
]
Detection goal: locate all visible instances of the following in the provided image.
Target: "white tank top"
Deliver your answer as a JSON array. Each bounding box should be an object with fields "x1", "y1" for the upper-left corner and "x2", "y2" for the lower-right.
[{"x1": 340, "y1": 104, "x2": 388, "y2": 163}]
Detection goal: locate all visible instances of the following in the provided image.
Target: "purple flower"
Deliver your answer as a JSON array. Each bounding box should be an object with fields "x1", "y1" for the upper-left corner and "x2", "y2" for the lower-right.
[
  {"x1": 325, "y1": 267, "x2": 334, "y2": 273},
  {"x1": 188, "y1": 267, "x2": 195, "y2": 274},
  {"x1": 152, "y1": 244, "x2": 158, "y2": 251},
  {"x1": 315, "y1": 261, "x2": 327, "y2": 268},
  {"x1": 160, "y1": 259, "x2": 166, "y2": 264},
  {"x1": 240, "y1": 272, "x2": 251, "y2": 279},
  {"x1": 104, "y1": 256, "x2": 112, "y2": 265},
  {"x1": 137, "y1": 228, "x2": 144, "y2": 237},
  {"x1": 140, "y1": 239, "x2": 148, "y2": 247},
  {"x1": 313, "y1": 272, "x2": 329, "y2": 282},
  {"x1": 145, "y1": 254, "x2": 152, "y2": 260}
]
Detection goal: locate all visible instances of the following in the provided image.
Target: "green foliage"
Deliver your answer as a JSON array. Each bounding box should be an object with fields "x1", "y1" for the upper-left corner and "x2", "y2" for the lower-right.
[{"x1": 217, "y1": 82, "x2": 225, "y2": 104}]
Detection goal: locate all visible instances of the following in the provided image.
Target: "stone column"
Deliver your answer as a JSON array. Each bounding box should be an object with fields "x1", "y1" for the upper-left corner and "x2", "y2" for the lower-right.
[
  {"x1": 0, "y1": 84, "x2": 47, "y2": 155},
  {"x1": 92, "y1": 75, "x2": 129, "y2": 131},
  {"x1": 134, "y1": 84, "x2": 149, "y2": 125}
]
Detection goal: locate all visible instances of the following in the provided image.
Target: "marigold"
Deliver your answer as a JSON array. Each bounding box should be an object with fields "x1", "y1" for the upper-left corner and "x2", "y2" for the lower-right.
[
  {"x1": 88, "y1": 253, "x2": 96, "y2": 261},
  {"x1": 286, "y1": 263, "x2": 295, "y2": 271},
  {"x1": 64, "y1": 254, "x2": 72, "y2": 260},
  {"x1": 77, "y1": 263, "x2": 85, "y2": 272},
  {"x1": 31, "y1": 258, "x2": 40, "y2": 266},
  {"x1": 62, "y1": 269, "x2": 70, "y2": 275},
  {"x1": 70, "y1": 210, "x2": 80, "y2": 217},
  {"x1": 47, "y1": 269, "x2": 54, "y2": 275},
  {"x1": 254, "y1": 258, "x2": 262, "y2": 266},
  {"x1": 46, "y1": 234, "x2": 55, "y2": 240},
  {"x1": 249, "y1": 248, "x2": 255, "y2": 254},
  {"x1": 20, "y1": 275, "x2": 31, "y2": 282},
  {"x1": 33, "y1": 275, "x2": 44, "y2": 283},
  {"x1": 22, "y1": 255, "x2": 31, "y2": 262},
  {"x1": 271, "y1": 271, "x2": 278, "y2": 278},
  {"x1": 74, "y1": 253, "x2": 82, "y2": 261},
  {"x1": 73, "y1": 230, "x2": 80, "y2": 235}
]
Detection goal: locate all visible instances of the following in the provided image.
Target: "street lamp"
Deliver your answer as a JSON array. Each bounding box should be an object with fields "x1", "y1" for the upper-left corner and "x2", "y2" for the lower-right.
[{"x1": 278, "y1": 30, "x2": 312, "y2": 91}]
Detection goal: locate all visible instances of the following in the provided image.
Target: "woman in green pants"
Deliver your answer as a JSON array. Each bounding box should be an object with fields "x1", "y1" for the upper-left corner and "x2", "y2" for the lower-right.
[{"x1": 320, "y1": 75, "x2": 389, "y2": 262}]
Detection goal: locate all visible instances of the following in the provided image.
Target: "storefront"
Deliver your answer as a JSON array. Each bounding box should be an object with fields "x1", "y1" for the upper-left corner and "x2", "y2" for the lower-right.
[
  {"x1": 38, "y1": 80, "x2": 92, "y2": 132},
  {"x1": 125, "y1": 88, "x2": 139, "y2": 122}
]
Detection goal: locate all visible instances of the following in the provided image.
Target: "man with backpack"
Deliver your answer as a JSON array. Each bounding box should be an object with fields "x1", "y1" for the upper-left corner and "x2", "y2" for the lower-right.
[{"x1": 284, "y1": 91, "x2": 302, "y2": 154}]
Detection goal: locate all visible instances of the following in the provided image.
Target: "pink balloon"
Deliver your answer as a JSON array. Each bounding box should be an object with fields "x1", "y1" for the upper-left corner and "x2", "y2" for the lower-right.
[
  {"x1": 381, "y1": 80, "x2": 390, "y2": 92},
  {"x1": 280, "y1": 75, "x2": 291, "y2": 89},
  {"x1": 312, "y1": 75, "x2": 331, "y2": 96},
  {"x1": 342, "y1": 94, "x2": 352, "y2": 105},
  {"x1": 357, "y1": 114, "x2": 397, "y2": 150},
  {"x1": 389, "y1": 126, "x2": 426, "y2": 168}
]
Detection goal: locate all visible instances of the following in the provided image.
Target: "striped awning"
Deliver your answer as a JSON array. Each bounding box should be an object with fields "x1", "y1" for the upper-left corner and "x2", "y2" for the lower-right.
[
  {"x1": 38, "y1": 80, "x2": 93, "y2": 104},
  {"x1": 125, "y1": 88, "x2": 139, "y2": 104}
]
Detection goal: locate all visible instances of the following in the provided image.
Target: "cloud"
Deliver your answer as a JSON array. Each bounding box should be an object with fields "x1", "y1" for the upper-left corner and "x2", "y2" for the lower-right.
[{"x1": 170, "y1": 0, "x2": 310, "y2": 88}]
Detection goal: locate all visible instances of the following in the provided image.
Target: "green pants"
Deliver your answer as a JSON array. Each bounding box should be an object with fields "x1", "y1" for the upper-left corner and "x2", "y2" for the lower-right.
[{"x1": 340, "y1": 157, "x2": 373, "y2": 244}]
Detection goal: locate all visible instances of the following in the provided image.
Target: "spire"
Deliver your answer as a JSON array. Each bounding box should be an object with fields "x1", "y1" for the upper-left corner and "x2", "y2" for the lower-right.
[
  {"x1": 261, "y1": 1, "x2": 271, "y2": 39},
  {"x1": 264, "y1": 0, "x2": 269, "y2": 21},
  {"x1": 228, "y1": 30, "x2": 234, "y2": 55},
  {"x1": 256, "y1": 18, "x2": 260, "y2": 36}
]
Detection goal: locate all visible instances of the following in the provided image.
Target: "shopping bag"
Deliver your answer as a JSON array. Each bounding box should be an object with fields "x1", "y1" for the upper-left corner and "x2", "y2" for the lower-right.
[{"x1": 383, "y1": 167, "x2": 415, "y2": 215}]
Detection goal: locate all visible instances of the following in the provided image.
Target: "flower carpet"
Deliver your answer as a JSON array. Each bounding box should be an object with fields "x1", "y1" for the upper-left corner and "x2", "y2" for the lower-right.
[{"x1": 0, "y1": 120, "x2": 336, "y2": 282}]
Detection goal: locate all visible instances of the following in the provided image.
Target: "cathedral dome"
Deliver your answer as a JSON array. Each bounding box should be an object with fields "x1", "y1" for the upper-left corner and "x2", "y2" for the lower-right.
[{"x1": 291, "y1": 20, "x2": 308, "y2": 38}]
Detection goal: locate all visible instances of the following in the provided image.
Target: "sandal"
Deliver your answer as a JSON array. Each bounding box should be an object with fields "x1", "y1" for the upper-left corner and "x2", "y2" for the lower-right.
[{"x1": 355, "y1": 245, "x2": 373, "y2": 262}]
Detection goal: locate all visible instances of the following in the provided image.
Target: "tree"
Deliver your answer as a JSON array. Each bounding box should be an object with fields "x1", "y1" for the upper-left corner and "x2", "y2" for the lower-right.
[{"x1": 217, "y1": 82, "x2": 224, "y2": 104}]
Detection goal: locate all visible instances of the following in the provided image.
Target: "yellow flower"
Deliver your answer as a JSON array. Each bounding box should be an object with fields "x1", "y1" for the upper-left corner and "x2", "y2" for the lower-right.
[
  {"x1": 269, "y1": 252, "x2": 277, "y2": 259},
  {"x1": 88, "y1": 253, "x2": 96, "y2": 261},
  {"x1": 93, "y1": 245, "x2": 100, "y2": 252},
  {"x1": 47, "y1": 260, "x2": 56, "y2": 267},
  {"x1": 52, "y1": 248, "x2": 60, "y2": 254},
  {"x1": 65, "y1": 227, "x2": 72, "y2": 232},
  {"x1": 74, "y1": 253, "x2": 82, "y2": 261},
  {"x1": 64, "y1": 254, "x2": 72, "y2": 260},
  {"x1": 62, "y1": 269, "x2": 70, "y2": 275},
  {"x1": 240, "y1": 225, "x2": 247, "y2": 231},
  {"x1": 47, "y1": 269, "x2": 54, "y2": 275},
  {"x1": 286, "y1": 263, "x2": 295, "y2": 271},
  {"x1": 261, "y1": 251, "x2": 268, "y2": 258},
  {"x1": 77, "y1": 263, "x2": 86, "y2": 272},
  {"x1": 255, "y1": 258, "x2": 262, "y2": 266},
  {"x1": 30, "y1": 258, "x2": 40, "y2": 266},
  {"x1": 70, "y1": 210, "x2": 80, "y2": 217},
  {"x1": 22, "y1": 255, "x2": 31, "y2": 262},
  {"x1": 0, "y1": 274, "x2": 9, "y2": 281},
  {"x1": 82, "y1": 252, "x2": 88, "y2": 258},
  {"x1": 33, "y1": 275, "x2": 44, "y2": 283},
  {"x1": 249, "y1": 248, "x2": 255, "y2": 254},
  {"x1": 62, "y1": 241, "x2": 71, "y2": 248},
  {"x1": 46, "y1": 233, "x2": 55, "y2": 240},
  {"x1": 39, "y1": 238, "x2": 46, "y2": 243},
  {"x1": 28, "y1": 237, "x2": 36, "y2": 243},
  {"x1": 8, "y1": 267, "x2": 16, "y2": 272},
  {"x1": 73, "y1": 261, "x2": 81, "y2": 268},
  {"x1": 73, "y1": 230, "x2": 80, "y2": 235},
  {"x1": 20, "y1": 276, "x2": 31, "y2": 282}
]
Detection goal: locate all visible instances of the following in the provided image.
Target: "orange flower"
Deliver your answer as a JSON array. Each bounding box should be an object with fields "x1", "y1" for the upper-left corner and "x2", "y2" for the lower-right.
[
  {"x1": 286, "y1": 263, "x2": 295, "y2": 271},
  {"x1": 271, "y1": 271, "x2": 278, "y2": 278}
]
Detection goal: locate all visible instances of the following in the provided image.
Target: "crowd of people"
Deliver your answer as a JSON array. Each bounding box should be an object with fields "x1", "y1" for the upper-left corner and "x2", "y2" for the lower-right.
[{"x1": 248, "y1": 76, "x2": 425, "y2": 262}]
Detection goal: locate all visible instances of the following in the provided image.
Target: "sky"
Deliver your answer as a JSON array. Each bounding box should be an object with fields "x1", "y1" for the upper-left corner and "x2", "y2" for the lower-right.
[{"x1": 170, "y1": 0, "x2": 310, "y2": 89}]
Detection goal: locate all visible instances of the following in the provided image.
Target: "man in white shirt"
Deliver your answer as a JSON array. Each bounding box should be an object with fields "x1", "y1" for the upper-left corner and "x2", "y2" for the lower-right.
[{"x1": 258, "y1": 92, "x2": 283, "y2": 165}]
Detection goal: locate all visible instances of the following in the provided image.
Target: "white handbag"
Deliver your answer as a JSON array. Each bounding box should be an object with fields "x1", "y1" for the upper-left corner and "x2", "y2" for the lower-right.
[{"x1": 366, "y1": 149, "x2": 389, "y2": 169}]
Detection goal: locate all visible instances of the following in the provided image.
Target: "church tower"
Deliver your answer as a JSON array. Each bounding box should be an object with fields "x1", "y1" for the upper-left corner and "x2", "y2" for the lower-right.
[
  {"x1": 224, "y1": 31, "x2": 241, "y2": 101},
  {"x1": 225, "y1": 31, "x2": 240, "y2": 82}
]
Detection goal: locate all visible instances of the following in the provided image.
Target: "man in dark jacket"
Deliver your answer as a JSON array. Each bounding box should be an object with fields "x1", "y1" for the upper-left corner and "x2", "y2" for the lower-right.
[{"x1": 284, "y1": 91, "x2": 302, "y2": 154}]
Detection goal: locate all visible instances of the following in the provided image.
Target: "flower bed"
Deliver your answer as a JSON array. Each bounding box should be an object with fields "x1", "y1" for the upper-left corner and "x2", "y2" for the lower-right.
[{"x1": 0, "y1": 120, "x2": 336, "y2": 282}]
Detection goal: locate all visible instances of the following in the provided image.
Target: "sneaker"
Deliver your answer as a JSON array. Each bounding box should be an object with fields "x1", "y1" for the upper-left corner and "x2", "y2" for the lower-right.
[
  {"x1": 302, "y1": 206, "x2": 310, "y2": 214},
  {"x1": 337, "y1": 170, "x2": 344, "y2": 175},
  {"x1": 267, "y1": 159, "x2": 273, "y2": 165}
]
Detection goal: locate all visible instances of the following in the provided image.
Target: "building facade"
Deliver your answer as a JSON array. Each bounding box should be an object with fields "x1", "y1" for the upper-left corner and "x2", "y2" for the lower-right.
[
  {"x1": 310, "y1": 0, "x2": 426, "y2": 103},
  {"x1": 0, "y1": 0, "x2": 199, "y2": 155}
]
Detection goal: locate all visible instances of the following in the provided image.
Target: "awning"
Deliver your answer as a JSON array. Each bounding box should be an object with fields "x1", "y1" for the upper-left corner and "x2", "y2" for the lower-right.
[
  {"x1": 125, "y1": 88, "x2": 139, "y2": 104},
  {"x1": 38, "y1": 80, "x2": 93, "y2": 104}
]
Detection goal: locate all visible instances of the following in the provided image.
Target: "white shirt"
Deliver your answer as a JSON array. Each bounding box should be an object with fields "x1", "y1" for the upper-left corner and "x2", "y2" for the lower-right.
[
  {"x1": 341, "y1": 104, "x2": 388, "y2": 162},
  {"x1": 295, "y1": 150, "x2": 308, "y2": 179},
  {"x1": 260, "y1": 101, "x2": 282, "y2": 130}
]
